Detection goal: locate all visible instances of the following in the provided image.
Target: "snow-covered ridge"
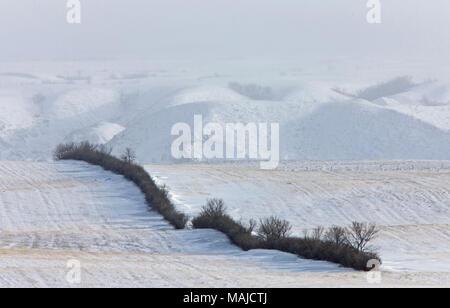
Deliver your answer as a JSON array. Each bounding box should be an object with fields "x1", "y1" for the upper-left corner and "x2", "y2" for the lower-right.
[{"x1": 0, "y1": 62, "x2": 449, "y2": 163}]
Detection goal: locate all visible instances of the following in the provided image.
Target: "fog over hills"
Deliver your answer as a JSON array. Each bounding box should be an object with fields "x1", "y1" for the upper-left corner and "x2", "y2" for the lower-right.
[{"x1": 0, "y1": 0, "x2": 449, "y2": 67}]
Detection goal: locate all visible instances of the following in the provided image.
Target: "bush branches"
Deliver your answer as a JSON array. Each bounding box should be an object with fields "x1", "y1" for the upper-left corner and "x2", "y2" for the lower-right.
[{"x1": 193, "y1": 199, "x2": 381, "y2": 271}]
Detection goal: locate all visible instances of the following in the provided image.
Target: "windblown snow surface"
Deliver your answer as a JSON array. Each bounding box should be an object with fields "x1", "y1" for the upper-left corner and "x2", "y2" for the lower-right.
[
  {"x1": 147, "y1": 162, "x2": 450, "y2": 277},
  {"x1": 0, "y1": 160, "x2": 353, "y2": 287},
  {"x1": 0, "y1": 160, "x2": 447, "y2": 287},
  {"x1": 0, "y1": 61, "x2": 449, "y2": 287}
]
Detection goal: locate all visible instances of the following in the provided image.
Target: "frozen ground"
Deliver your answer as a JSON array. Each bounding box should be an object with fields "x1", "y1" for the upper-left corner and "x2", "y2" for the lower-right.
[
  {"x1": 0, "y1": 160, "x2": 447, "y2": 287},
  {"x1": 0, "y1": 160, "x2": 352, "y2": 288},
  {"x1": 147, "y1": 161, "x2": 450, "y2": 276}
]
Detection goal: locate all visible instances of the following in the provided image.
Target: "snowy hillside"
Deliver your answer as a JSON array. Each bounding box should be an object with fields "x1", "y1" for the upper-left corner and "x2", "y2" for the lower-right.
[
  {"x1": 0, "y1": 160, "x2": 447, "y2": 287},
  {"x1": 147, "y1": 162, "x2": 450, "y2": 275},
  {"x1": 2, "y1": 0, "x2": 450, "y2": 289},
  {"x1": 0, "y1": 160, "x2": 354, "y2": 287},
  {"x1": 0, "y1": 61, "x2": 449, "y2": 163},
  {"x1": 0, "y1": 61, "x2": 449, "y2": 287}
]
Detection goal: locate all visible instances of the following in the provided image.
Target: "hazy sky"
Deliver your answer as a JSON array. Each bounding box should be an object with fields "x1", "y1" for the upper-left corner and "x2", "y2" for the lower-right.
[{"x1": 0, "y1": 0, "x2": 449, "y2": 62}]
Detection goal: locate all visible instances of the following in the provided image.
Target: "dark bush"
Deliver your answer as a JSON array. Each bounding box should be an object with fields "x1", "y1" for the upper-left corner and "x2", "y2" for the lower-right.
[
  {"x1": 192, "y1": 200, "x2": 261, "y2": 251},
  {"x1": 192, "y1": 199, "x2": 381, "y2": 271},
  {"x1": 311, "y1": 226, "x2": 325, "y2": 241},
  {"x1": 199, "y1": 199, "x2": 227, "y2": 218},
  {"x1": 258, "y1": 216, "x2": 292, "y2": 243},
  {"x1": 121, "y1": 147, "x2": 136, "y2": 164},
  {"x1": 324, "y1": 225, "x2": 349, "y2": 246},
  {"x1": 348, "y1": 222, "x2": 379, "y2": 252},
  {"x1": 54, "y1": 142, "x2": 188, "y2": 229}
]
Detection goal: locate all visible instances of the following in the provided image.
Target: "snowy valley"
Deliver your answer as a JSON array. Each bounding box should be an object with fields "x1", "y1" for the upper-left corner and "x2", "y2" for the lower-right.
[{"x1": 0, "y1": 60, "x2": 449, "y2": 287}]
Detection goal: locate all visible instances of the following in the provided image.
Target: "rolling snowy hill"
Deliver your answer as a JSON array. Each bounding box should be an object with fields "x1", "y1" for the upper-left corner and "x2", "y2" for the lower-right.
[
  {"x1": 0, "y1": 61, "x2": 449, "y2": 164},
  {"x1": 0, "y1": 61, "x2": 449, "y2": 287}
]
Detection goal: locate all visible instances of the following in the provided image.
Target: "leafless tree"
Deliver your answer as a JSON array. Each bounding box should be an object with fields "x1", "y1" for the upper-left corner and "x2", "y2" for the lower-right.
[
  {"x1": 258, "y1": 216, "x2": 292, "y2": 242},
  {"x1": 303, "y1": 226, "x2": 325, "y2": 240},
  {"x1": 302, "y1": 229, "x2": 310, "y2": 239},
  {"x1": 348, "y1": 222, "x2": 379, "y2": 251},
  {"x1": 325, "y1": 226, "x2": 348, "y2": 246},
  {"x1": 200, "y1": 198, "x2": 227, "y2": 217},
  {"x1": 312, "y1": 226, "x2": 325, "y2": 241},
  {"x1": 121, "y1": 147, "x2": 136, "y2": 164},
  {"x1": 246, "y1": 219, "x2": 258, "y2": 234}
]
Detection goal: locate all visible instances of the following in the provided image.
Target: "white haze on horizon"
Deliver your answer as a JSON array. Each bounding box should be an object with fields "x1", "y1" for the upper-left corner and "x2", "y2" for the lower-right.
[{"x1": 0, "y1": 0, "x2": 448, "y2": 70}]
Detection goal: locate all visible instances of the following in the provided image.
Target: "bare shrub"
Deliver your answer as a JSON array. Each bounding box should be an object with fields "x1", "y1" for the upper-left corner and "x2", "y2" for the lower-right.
[
  {"x1": 191, "y1": 203, "x2": 381, "y2": 271},
  {"x1": 199, "y1": 199, "x2": 227, "y2": 218},
  {"x1": 121, "y1": 147, "x2": 136, "y2": 164},
  {"x1": 348, "y1": 222, "x2": 379, "y2": 252},
  {"x1": 311, "y1": 226, "x2": 325, "y2": 241},
  {"x1": 245, "y1": 219, "x2": 258, "y2": 234},
  {"x1": 302, "y1": 226, "x2": 324, "y2": 240},
  {"x1": 53, "y1": 142, "x2": 75, "y2": 160},
  {"x1": 325, "y1": 226, "x2": 349, "y2": 246},
  {"x1": 192, "y1": 199, "x2": 261, "y2": 251},
  {"x1": 258, "y1": 216, "x2": 292, "y2": 242},
  {"x1": 98, "y1": 144, "x2": 113, "y2": 155},
  {"x1": 302, "y1": 229, "x2": 310, "y2": 239}
]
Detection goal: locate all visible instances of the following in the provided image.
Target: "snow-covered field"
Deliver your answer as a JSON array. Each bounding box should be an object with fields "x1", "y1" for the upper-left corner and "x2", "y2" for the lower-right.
[
  {"x1": 0, "y1": 160, "x2": 447, "y2": 287},
  {"x1": 147, "y1": 161, "x2": 450, "y2": 277},
  {"x1": 0, "y1": 160, "x2": 352, "y2": 287},
  {"x1": 0, "y1": 61, "x2": 449, "y2": 287}
]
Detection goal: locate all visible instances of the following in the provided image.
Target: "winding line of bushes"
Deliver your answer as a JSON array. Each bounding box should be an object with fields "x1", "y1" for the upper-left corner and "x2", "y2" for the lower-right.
[
  {"x1": 193, "y1": 199, "x2": 381, "y2": 271},
  {"x1": 54, "y1": 142, "x2": 380, "y2": 271},
  {"x1": 54, "y1": 142, "x2": 188, "y2": 229}
]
